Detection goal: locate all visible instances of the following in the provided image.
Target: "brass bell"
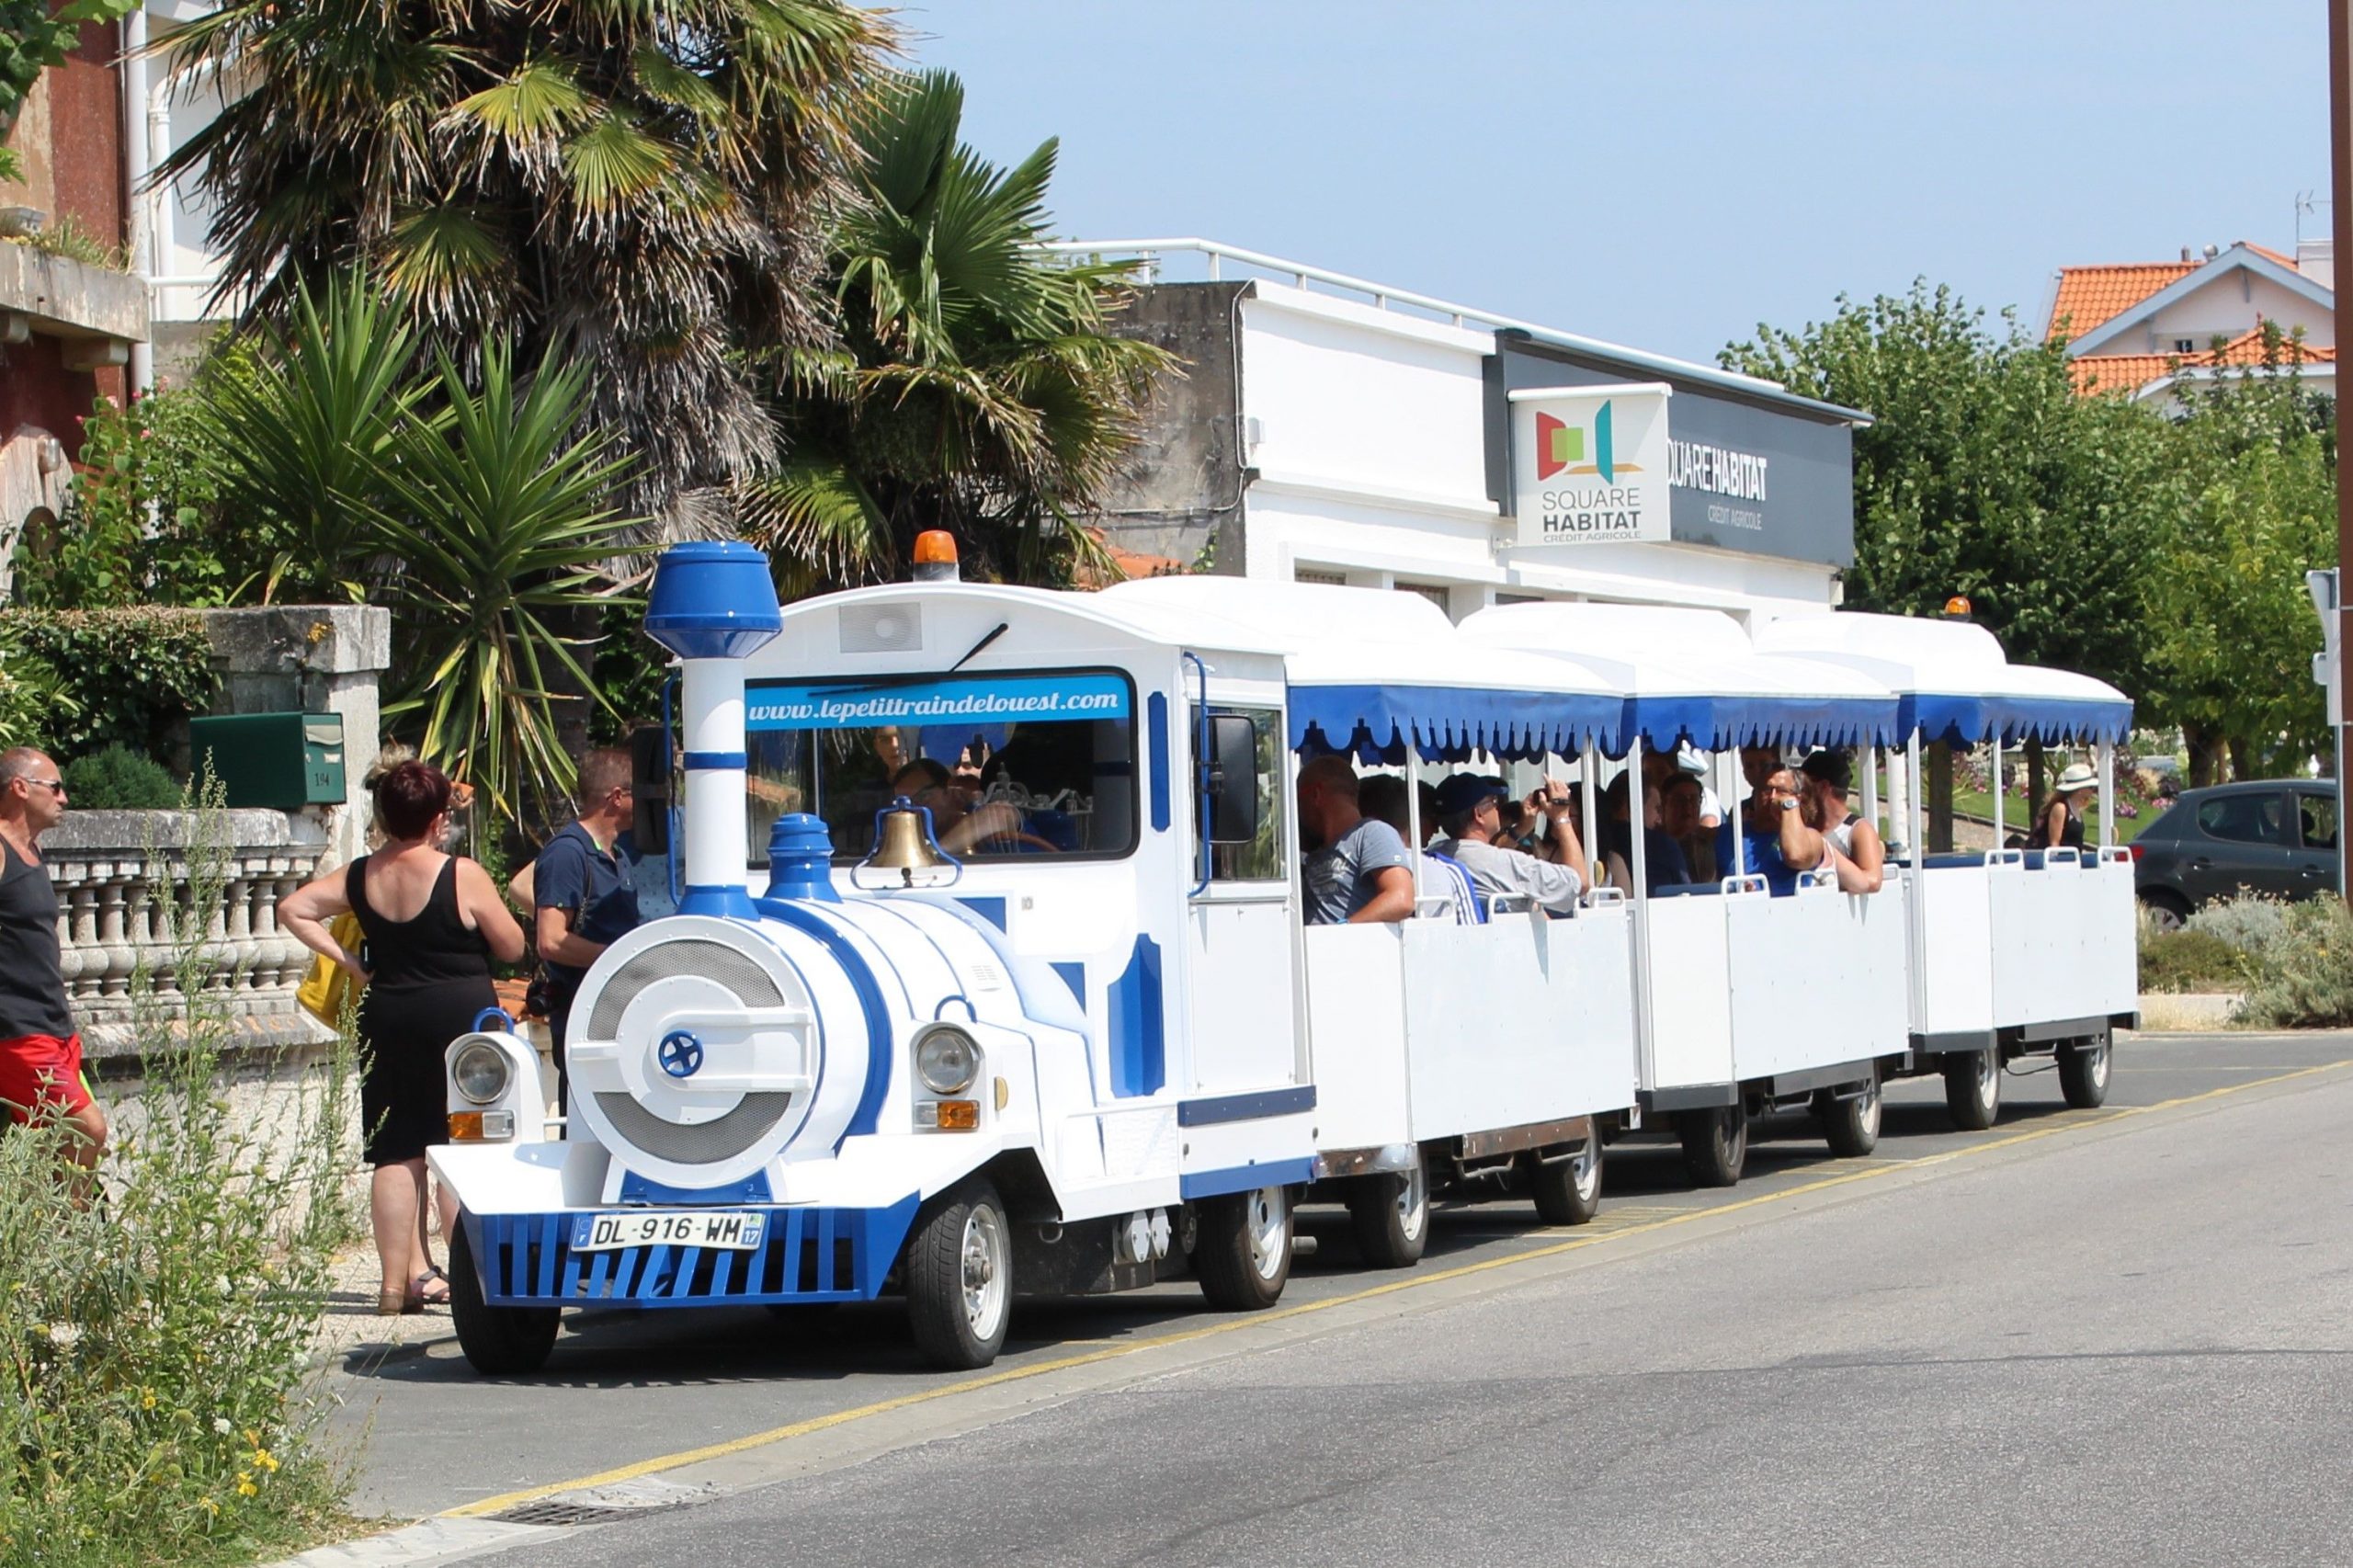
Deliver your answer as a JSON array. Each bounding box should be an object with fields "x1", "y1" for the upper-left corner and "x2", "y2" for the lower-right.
[{"x1": 869, "y1": 796, "x2": 949, "y2": 881}]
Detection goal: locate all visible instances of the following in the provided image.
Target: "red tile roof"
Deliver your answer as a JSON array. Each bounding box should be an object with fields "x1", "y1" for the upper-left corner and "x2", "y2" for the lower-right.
[
  {"x1": 2046, "y1": 263, "x2": 2196, "y2": 343},
  {"x1": 2068, "y1": 323, "x2": 2333, "y2": 396}
]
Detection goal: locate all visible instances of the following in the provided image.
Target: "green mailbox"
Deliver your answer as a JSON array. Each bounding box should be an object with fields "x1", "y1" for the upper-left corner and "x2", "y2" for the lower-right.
[{"x1": 188, "y1": 712, "x2": 347, "y2": 810}]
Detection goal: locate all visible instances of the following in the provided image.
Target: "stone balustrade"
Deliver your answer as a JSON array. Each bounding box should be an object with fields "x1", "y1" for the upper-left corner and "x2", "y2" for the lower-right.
[{"x1": 41, "y1": 809, "x2": 336, "y2": 1062}]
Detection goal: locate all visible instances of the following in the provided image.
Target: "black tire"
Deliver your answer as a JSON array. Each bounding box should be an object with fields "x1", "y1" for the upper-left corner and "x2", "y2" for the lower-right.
[
  {"x1": 1347, "y1": 1151, "x2": 1429, "y2": 1268},
  {"x1": 1815, "y1": 1071, "x2": 1883, "y2": 1158},
  {"x1": 449, "y1": 1219, "x2": 560, "y2": 1377},
  {"x1": 1677, "y1": 1105, "x2": 1746, "y2": 1187},
  {"x1": 1194, "y1": 1184, "x2": 1293, "y2": 1310},
  {"x1": 2140, "y1": 890, "x2": 2190, "y2": 932},
  {"x1": 1943, "y1": 1046, "x2": 2002, "y2": 1131},
  {"x1": 1530, "y1": 1128, "x2": 1604, "y2": 1225},
  {"x1": 904, "y1": 1178, "x2": 1012, "y2": 1370},
  {"x1": 2060, "y1": 1029, "x2": 2113, "y2": 1109}
]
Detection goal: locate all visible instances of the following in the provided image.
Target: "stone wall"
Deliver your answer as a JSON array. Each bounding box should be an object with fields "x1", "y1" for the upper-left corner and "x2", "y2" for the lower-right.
[{"x1": 201, "y1": 603, "x2": 392, "y2": 866}]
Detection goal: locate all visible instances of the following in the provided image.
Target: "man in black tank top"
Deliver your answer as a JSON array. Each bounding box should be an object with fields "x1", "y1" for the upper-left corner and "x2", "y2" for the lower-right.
[{"x1": 0, "y1": 748, "x2": 108, "y2": 1173}]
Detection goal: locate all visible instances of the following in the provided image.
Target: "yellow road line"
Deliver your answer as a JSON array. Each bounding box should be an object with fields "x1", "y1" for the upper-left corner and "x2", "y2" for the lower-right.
[{"x1": 444, "y1": 1057, "x2": 2349, "y2": 1518}]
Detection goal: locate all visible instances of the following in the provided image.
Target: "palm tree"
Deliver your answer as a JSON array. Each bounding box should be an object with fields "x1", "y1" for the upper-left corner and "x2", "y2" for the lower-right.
[
  {"x1": 154, "y1": 0, "x2": 897, "y2": 522},
  {"x1": 735, "y1": 69, "x2": 1177, "y2": 594}
]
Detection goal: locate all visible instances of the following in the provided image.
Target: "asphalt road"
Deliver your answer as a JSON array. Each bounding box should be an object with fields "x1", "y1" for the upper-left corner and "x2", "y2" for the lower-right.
[{"x1": 330, "y1": 1033, "x2": 2353, "y2": 1567}]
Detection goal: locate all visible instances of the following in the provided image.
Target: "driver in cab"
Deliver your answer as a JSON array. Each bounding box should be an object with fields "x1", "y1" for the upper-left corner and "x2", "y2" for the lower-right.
[{"x1": 1296, "y1": 756, "x2": 1415, "y2": 925}]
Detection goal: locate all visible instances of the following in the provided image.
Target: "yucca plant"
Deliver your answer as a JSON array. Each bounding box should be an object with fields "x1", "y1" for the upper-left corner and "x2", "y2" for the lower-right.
[
  {"x1": 738, "y1": 69, "x2": 1176, "y2": 593},
  {"x1": 153, "y1": 0, "x2": 897, "y2": 522},
  {"x1": 198, "y1": 274, "x2": 425, "y2": 602},
  {"x1": 370, "y1": 341, "x2": 642, "y2": 835}
]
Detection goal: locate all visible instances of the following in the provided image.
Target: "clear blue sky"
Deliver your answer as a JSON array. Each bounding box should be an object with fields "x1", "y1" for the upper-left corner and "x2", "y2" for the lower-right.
[{"x1": 911, "y1": 1, "x2": 2330, "y2": 364}]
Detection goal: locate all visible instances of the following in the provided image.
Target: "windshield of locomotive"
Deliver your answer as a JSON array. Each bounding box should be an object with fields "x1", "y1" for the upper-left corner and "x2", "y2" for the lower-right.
[{"x1": 744, "y1": 671, "x2": 1139, "y2": 864}]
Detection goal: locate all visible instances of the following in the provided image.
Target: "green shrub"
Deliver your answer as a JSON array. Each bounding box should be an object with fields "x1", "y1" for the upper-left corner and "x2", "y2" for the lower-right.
[
  {"x1": 2185, "y1": 892, "x2": 2290, "y2": 956},
  {"x1": 2138, "y1": 926, "x2": 2256, "y2": 994},
  {"x1": 2236, "y1": 898, "x2": 2353, "y2": 1028},
  {"x1": 0, "y1": 798, "x2": 360, "y2": 1566},
  {"x1": 0, "y1": 623, "x2": 77, "y2": 750},
  {"x1": 0, "y1": 607, "x2": 218, "y2": 760},
  {"x1": 61, "y1": 744, "x2": 183, "y2": 809}
]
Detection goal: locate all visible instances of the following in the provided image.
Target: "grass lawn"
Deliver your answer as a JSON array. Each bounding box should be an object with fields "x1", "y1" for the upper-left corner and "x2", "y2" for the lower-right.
[{"x1": 1947, "y1": 786, "x2": 2157, "y2": 846}]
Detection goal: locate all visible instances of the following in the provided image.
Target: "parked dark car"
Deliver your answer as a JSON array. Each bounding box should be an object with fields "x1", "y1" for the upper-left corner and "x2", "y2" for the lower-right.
[{"x1": 2132, "y1": 779, "x2": 2338, "y2": 927}]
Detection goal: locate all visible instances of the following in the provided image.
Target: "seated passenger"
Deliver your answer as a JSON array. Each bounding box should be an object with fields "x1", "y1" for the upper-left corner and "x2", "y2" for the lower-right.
[
  {"x1": 1799, "y1": 750, "x2": 1884, "y2": 892},
  {"x1": 1429, "y1": 774, "x2": 1587, "y2": 916},
  {"x1": 2030, "y1": 762, "x2": 2097, "y2": 850},
  {"x1": 1745, "y1": 765, "x2": 1873, "y2": 896},
  {"x1": 1296, "y1": 756, "x2": 1415, "y2": 926},
  {"x1": 1661, "y1": 771, "x2": 1718, "y2": 882},
  {"x1": 1358, "y1": 775, "x2": 1475, "y2": 924},
  {"x1": 1601, "y1": 773, "x2": 1692, "y2": 894}
]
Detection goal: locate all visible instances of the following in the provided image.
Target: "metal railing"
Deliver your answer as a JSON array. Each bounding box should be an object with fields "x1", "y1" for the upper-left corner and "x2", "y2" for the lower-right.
[{"x1": 1030, "y1": 237, "x2": 1853, "y2": 415}]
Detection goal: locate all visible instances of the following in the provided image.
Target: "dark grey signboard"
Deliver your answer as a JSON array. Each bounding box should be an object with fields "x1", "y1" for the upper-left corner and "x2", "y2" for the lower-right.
[{"x1": 1485, "y1": 331, "x2": 1859, "y2": 569}]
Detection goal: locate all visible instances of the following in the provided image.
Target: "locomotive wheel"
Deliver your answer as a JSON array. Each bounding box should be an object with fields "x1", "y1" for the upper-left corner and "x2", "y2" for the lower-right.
[
  {"x1": 1530, "y1": 1128, "x2": 1604, "y2": 1226},
  {"x1": 1816, "y1": 1071, "x2": 1883, "y2": 1158},
  {"x1": 1677, "y1": 1105, "x2": 1746, "y2": 1187},
  {"x1": 1195, "y1": 1184, "x2": 1293, "y2": 1310},
  {"x1": 1347, "y1": 1151, "x2": 1429, "y2": 1268},
  {"x1": 1943, "y1": 1046, "x2": 2003, "y2": 1131},
  {"x1": 2060, "y1": 1029, "x2": 2113, "y2": 1109},
  {"x1": 449, "y1": 1219, "x2": 560, "y2": 1377},
  {"x1": 904, "y1": 1178, "x2": 1013, "y2": 1370}
]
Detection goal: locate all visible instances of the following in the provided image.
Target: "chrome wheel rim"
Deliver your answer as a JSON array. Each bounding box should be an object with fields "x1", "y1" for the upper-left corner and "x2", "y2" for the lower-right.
[
  {"x1": 2087, "y1": 1036, "x2": 2111, "y2": 1089},
  {"x1": 1975, "y1": 1050, "x2": 1998, "y2": 1106},
  {"x1": 1245, "y1": 1186, "x2": 1288, "y2": 1281},
  {"x1": 1395, "y1": 1161, "x2": 1428, "y2": 1243},
  {"x1": 1858, "y1": 1077, "x2": 1882, "y2": 1140},
  {"x1": 1571, "y1": 1131, "x2": 1601, "y2": 1202},
  {"x1": 960, "y1": 1207, "x2": 1008, "y2": 1342}
]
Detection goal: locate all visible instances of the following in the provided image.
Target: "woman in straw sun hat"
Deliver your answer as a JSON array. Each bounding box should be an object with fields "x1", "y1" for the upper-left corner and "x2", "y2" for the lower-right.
[{"x1": 2032, "y1": 760, "x2": 2100, "y2": 850}]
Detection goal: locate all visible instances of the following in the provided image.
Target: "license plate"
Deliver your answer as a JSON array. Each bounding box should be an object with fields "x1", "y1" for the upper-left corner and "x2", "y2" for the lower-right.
[{"x1": 568, "y1": 1210, "x2": 766, "y2": 1253}]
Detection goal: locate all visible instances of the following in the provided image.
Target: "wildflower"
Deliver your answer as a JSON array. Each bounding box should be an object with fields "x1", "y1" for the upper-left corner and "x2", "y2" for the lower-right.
[
  {"x1": 212, "y1": 1417, "x2": 232, "y2": 1436},
  {"x1": 197, "y1": 1497, "x2": 218, "y2": 1516},
  {"x1": 244, "y1": 1428, "x2": 259, "y2": 1446},
  {"x1": 45, "y1": 1323, "x2": 79, "y2": 1350},
  {"x1": 253, "y1": 1449, "x2": 278, "y2": 1473},
  {"x1": 236, "y1": 1476, "x2": 256, "y2": 1498},
  {"x1": 140, "y1": 1388, "x2": 157, "y2": 1411},
  {"x1": 215, "y1": 1275, "x2": 233, "y2": 1299}
]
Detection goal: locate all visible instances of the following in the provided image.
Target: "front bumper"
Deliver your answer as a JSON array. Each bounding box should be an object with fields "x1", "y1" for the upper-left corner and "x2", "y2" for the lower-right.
[{"x1": 465, "y1": 1196, "x2": 921, "y2": 1309}]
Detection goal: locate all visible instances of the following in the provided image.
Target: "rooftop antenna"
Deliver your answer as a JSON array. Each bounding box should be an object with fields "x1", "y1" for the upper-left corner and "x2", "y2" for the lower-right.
[{"x1": 2297, "y1": 188, "x2": 2333, "y2": 244}]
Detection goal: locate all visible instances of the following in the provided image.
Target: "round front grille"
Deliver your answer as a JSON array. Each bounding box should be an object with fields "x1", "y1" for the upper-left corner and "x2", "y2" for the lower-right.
[
  {"x1": 586, "y1": 938, "x2": 783, "y2": 1040},
  {"x1": 591, "y1": 1091, "x2": 795, "y2": 1165}
]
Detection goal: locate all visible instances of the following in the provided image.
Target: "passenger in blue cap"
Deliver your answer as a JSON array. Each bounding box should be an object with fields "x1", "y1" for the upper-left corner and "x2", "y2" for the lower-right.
[{"x1": 1429, "y1": 772, "x2": 1587, "y2": 915}]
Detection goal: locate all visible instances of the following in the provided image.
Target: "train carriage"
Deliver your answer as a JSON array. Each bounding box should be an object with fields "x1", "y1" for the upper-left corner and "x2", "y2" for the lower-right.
[{"x1": 429, "y1": 538, "x2": 2136, "y2": 1376}]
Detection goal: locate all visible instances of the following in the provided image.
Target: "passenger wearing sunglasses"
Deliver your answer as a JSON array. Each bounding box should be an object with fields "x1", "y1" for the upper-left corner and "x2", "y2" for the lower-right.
[{"x1": 0, "y1": 748, "x2": 108, "y2": 1182}]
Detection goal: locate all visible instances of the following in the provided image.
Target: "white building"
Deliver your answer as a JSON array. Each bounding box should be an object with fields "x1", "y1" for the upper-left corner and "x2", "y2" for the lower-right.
[{"x1": 1063, "y1": 241, "x2": 1868, "y2": 631}]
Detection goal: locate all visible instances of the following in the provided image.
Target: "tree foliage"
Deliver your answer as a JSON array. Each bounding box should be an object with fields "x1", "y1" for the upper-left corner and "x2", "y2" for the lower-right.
[
  {"x1": 2138, "y1": 332, "x2": 2337, "y2": 781},
  {"x1": 154, "y1": 0, "x2": 899, "y2": 521},
  {"x1": 1723, "y1": 282, "x2": 2172, "y2": 693},
  {"x1": 736, "y1": 69, "x2": 1176, "y2": 595}
]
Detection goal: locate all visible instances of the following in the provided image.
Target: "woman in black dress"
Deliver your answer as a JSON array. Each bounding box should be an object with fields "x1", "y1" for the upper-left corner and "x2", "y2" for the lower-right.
[{"x1": 284, "y1": 761, "x2": 525, "y2": 1313}]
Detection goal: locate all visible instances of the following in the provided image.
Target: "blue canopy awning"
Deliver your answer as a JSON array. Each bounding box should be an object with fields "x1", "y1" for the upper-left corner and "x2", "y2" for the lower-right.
[{"x1": 1290, "y1": 682, "x2": 1624, "y2": 763}]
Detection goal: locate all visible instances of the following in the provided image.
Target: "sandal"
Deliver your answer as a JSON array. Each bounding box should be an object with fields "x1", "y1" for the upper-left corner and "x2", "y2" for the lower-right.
[
  {"x1": 412, "y1": 1267, "x2": 452, "y2": 1308},
  {"x1": 376, "y1": 1287, "x2": 419, "y2": 1317}
]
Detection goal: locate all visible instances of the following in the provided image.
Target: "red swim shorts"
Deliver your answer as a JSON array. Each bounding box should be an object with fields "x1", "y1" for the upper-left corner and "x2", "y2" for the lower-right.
[{"x1": 0, "y1": 1033, "x2": 92, "y2": 1122}]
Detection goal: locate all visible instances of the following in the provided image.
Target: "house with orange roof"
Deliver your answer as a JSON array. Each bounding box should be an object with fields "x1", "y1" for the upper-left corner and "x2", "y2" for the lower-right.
[{"x1": 2042, "y1": 239, "x2": 2335, "y2": 406}]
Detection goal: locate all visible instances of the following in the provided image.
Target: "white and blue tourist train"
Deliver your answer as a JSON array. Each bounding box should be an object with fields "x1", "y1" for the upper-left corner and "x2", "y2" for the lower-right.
[{"x1": 426, "y1": 538, "x2": 2137, "y2": 1375}]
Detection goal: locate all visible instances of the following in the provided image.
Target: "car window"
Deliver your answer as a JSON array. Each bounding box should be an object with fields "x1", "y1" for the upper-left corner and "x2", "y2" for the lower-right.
[
  {"x1": 2195, "y1": 791, "x2": 2287, "y2": 846},
  {"x1": 2299, "y1": 791, "x2": 2338, "y2": 850}
]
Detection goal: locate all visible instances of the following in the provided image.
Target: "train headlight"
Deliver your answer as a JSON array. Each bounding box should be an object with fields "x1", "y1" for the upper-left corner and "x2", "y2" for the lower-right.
[
  {"x1": 451, "y1": 1040, "x2": 511, "y2": 1106},
  {"x1": 915, "y1": 1025, "x2": 981, "y2": 1096}
]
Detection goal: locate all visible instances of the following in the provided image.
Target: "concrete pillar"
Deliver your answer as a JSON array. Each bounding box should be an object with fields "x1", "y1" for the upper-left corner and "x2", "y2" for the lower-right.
[{"x1": 201, "y1": 604, "x2": 392, "y2": 865}]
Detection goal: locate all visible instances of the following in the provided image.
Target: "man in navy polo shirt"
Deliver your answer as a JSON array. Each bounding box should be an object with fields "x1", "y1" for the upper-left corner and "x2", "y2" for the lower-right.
[{"x1": 531, "y1": 748, "x2": 640, "y2": 1111}]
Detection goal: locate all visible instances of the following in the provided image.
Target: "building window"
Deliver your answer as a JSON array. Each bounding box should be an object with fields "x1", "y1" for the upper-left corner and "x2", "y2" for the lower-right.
[{"x1": 2173, "y1": 338, "x2": 2196, "y2": 354}]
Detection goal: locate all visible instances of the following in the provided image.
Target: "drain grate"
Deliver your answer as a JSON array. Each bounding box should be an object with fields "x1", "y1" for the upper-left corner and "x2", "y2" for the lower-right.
[
  {"x1": 491, "y1": 1500, "x2": 656, "y2": 1528},
  {"x1": 486, "y1": 1477, "x2": 710, "y2": 1529}
]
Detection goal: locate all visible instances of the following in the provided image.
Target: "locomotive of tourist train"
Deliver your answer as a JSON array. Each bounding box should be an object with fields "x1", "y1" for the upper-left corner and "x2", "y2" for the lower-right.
[{"x1": 426, "y1": 538, "x2": 2137, "y2": 1375}]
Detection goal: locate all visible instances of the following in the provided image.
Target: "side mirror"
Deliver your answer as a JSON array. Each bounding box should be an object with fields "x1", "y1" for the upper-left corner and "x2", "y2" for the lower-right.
[
  {"x1": 1204, "y1": 713, "x2": 1260, "y2": 845},
  {"x1": 631, "y1": 727, "x2": 672, "y2": 856}
]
